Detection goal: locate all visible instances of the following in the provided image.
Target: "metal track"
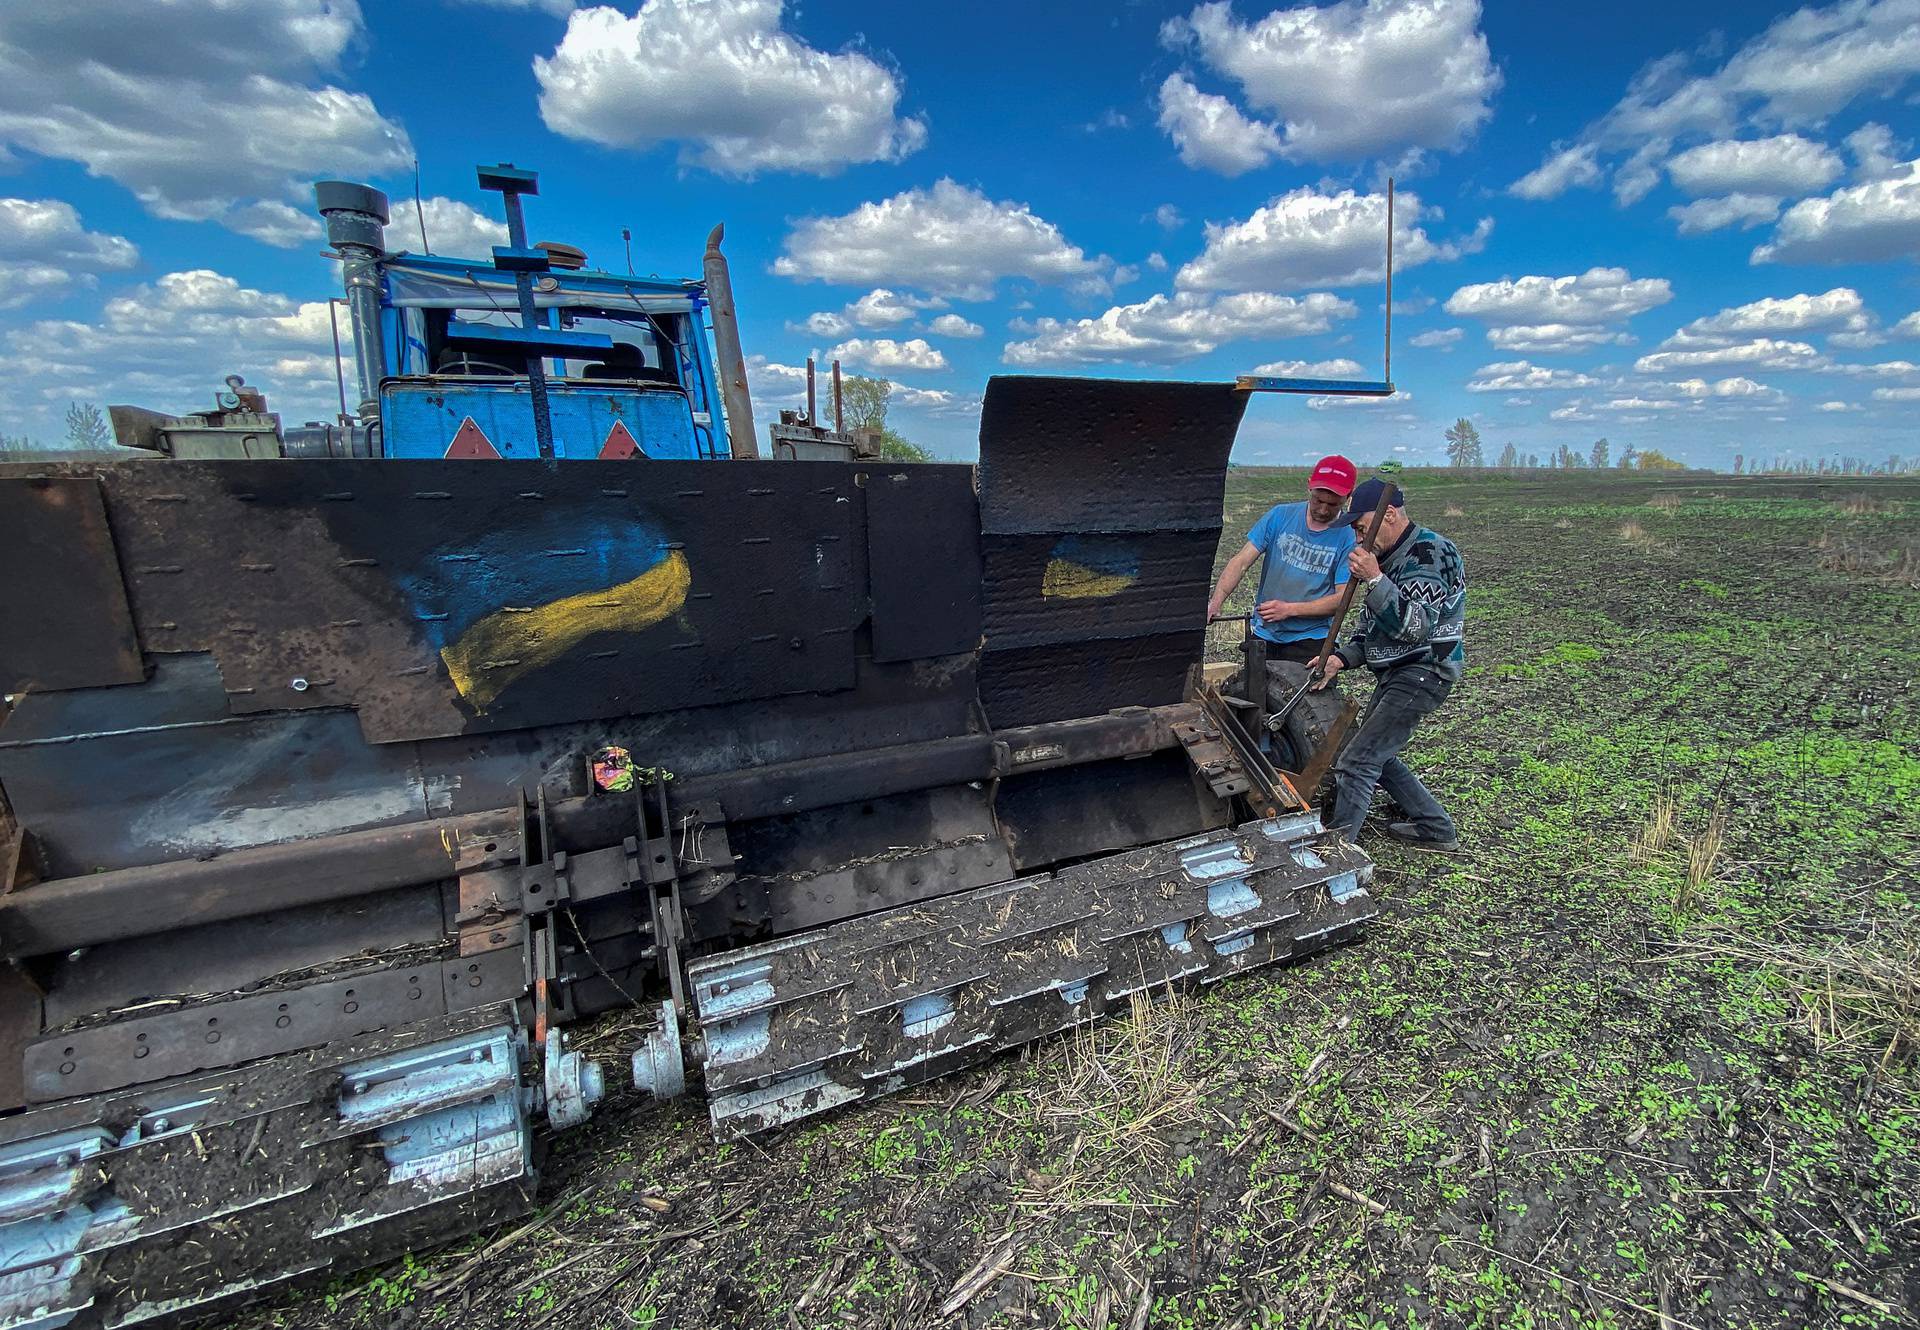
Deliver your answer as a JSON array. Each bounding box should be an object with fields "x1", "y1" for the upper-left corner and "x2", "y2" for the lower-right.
[
  {"x1": 689, "y1": 813, "x2": 1375, "y2": 1135},
  {"x1": 0, "y1": 1007, "x2": 536, "y2": 1329}
]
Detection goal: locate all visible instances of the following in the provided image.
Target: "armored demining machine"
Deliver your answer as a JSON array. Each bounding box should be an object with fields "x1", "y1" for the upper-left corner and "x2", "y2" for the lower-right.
[{"x1": 0, "y1": 165, "x2": 1380, "y2": 1327}]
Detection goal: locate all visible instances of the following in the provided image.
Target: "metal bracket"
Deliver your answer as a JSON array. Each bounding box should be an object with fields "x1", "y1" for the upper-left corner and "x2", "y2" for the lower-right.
[
  {"x1": 541, "y1": 1028, "x2": 605, "y2": 1131},
  {"x1": 628, "y1": 998, "x2": 686, "y2": 1100}
]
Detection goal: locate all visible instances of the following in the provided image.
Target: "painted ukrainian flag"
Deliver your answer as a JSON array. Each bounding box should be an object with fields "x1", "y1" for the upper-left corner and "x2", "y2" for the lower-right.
[
  {"x1": 399, "y1": 516, "x2": 691, "y2": 711},
  {"x1": 1041, "y1": 534, "x2": 1141, "y2": 600}
]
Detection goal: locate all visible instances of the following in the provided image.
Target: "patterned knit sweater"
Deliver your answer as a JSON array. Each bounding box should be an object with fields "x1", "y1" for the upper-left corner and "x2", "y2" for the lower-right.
[{"x1": 1333, "y1": 523, "x2": 1466, "y2": 681}]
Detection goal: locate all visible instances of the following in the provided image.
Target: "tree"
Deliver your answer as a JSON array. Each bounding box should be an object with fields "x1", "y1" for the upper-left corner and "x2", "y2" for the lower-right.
[
  {"x1": 1526, "y1": 452, "x2": 1540, "y2": 468},
  {"x1": 839, "y1": 375, "x2": 890, "y2": 432},
  {"x1": 1497, "y1": 442, "x2": 1518, "y2": 469},
  {"x1": 839, "y1": 374, "x2": 934, "y2": 462},
  {"x1": 1590, "y1": 438, "x2": 1610, "y2": 469},
  {"x1": 877, "y1": 431, "x2": 933, "y2": 462},
  {"x1": 64, "y1": 401, "x2": 110, "y2": 451},
  {"x1": 1635, "y1": 448, "x2": 1686, "y2": 471},
  {"x1": 0, "y1": 433, "x2": 38, "y2": 459},
  {"x1": 1443, "y1": 418, "x2": 1484, "y2": 467},
  {"x1": 1617, "y1": 444, "x2": 1639, "y2": 469}
]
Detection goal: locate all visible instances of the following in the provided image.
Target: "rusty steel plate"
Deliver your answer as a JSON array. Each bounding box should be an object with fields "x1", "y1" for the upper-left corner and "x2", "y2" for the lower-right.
[
  {"x1": 0, "y1": 474, "x2": 144, "y2": 694},
  {"x1": 88, "y1": 459, "x2": 866, "y2": 743}
]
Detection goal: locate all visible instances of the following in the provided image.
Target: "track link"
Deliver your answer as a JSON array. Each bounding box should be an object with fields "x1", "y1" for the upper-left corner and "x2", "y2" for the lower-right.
[
  {"x1": 0, "y1": 1006, "x2": 535, "y2": 1329},
  {"x1": 690, "y1": 812, "x2": 1375, "y2": 1134}
]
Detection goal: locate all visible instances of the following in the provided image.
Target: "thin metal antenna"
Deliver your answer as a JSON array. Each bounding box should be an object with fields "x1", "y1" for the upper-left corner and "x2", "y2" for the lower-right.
[
  {"x1": 413, "y1": 159, "x2": 431, "y2": 253},
  {"x1": 622, "y1": 227, "x2": 634, "y2": 274},
  {"x1": 327, "y1": 298, "x2": 350, "y2": 425},
  {"x1": 1384, "y1": 177, "x2": 1394, "y2": 386}
]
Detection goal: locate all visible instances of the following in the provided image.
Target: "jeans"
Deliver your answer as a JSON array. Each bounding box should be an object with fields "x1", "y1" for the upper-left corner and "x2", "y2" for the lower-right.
[{"x1": 1329, "y1": 664, "x2": 1454, "y2": 843}]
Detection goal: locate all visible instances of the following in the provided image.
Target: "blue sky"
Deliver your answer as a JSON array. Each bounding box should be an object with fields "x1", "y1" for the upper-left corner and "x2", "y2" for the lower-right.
[{"x1": 2, "y1": 0, "x2": 1917, "y2": 468}]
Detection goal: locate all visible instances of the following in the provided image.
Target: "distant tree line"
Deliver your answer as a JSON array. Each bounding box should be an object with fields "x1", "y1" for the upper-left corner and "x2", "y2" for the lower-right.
[{"x1": 1433, "y1": 418, "x2": 1918, "y2": 475}]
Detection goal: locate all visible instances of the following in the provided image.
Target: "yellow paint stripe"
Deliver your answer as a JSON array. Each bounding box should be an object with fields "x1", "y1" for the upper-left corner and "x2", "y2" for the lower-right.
[
  {"x1": 441, "y1": 549, "x2": 691, "y2": 710},
  {"x1": 1042, "y1": 558, "x2": 1137, "y2": 600}
]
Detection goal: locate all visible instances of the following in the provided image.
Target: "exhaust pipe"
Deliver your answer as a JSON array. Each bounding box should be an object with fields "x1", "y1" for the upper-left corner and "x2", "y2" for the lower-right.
[
  {"x1": 702, "y1": 224, "x2": 758, "y2": 459},
  {"x1": 315, "y1": 181, "x2": 390, "y2": 423}
]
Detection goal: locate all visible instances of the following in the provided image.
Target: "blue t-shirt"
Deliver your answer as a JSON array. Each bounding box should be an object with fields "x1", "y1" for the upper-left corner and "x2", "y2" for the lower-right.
[{"x1": 1245, "y1": 502, "x2": 1355, "y2": 643}]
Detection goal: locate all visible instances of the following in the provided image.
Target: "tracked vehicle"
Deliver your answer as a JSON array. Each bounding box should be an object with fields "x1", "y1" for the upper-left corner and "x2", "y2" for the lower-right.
[{"x1": 0, "y1": 167, "x2": 1386, "y2": 1327}]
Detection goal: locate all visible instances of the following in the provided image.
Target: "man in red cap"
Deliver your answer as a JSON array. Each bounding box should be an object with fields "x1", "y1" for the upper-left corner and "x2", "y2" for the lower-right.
[{"x1": 1206, "y1": 455, "x2": 1358, "y2": 766}]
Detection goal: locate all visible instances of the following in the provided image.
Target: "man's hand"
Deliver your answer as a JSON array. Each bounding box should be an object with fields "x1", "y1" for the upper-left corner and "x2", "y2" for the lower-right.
[
  {"x1": 1205, "y1": 597, "x2": 1224, "y2": 623},
  {"x1": 1255, "y1": 599, "x2": 1297, "y2": 623},
  {"x1": 1348, "y1": 546, "x2": 1381, "y2": 582},
  {"x1": 1308, "y1": 655, "x2": 1345, "y2": 691}
]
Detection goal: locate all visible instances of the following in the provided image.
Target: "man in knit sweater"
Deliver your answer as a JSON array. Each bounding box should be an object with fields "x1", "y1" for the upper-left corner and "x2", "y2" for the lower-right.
[{"x1": 1311, "y1": 477, "x2": 1466, "y2": 851}]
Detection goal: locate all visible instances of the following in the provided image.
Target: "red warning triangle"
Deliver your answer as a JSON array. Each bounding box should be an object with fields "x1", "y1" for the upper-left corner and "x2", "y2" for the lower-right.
[
  {"x1": 598, "y1": 420, "x2": 644, "y2": 460},
  {"x1": 444, "y1": 417, "x2": 500, "y2": 459}
]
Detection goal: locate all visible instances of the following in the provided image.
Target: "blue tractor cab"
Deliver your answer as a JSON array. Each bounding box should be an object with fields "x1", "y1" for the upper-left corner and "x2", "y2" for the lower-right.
[{"x1": 311, "y1": 164, "x2": 755, "y2": 463}]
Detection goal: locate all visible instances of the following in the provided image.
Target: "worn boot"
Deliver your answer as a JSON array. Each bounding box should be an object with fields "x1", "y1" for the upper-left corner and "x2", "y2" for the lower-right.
[{"x1": 1382, "y1": 821, "x2": 1460, "y2": 852}]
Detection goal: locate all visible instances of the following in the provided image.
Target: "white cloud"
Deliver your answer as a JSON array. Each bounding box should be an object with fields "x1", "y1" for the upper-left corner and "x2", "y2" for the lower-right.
[
  {"x1": 1251, "y1": 357, "x2": 1367, "y2": 377},
  {"x1": 1466, "y1": 360, "x2": 1603, "y2": 392},
  {"x1": 1306, "y1": 388, "x2": 1412, "y2": 411},
  {"x1": 1508, "y1": 143, "x2": 1604, "y2": 200},
  {"x1": 1893, "y1": 310, "x2": 1920, "y2": 337},
  {"x1": 827, "y1": 337, "x2": 948, "y2": 373},
  {"x1": 790, "y1": 311, "x2": 850, "y2": 338},
  {"x1": 1633, "y1": 338, "x2": 1825, "y2": 373},
  {"x1": 1155, "y1": 74, "x2": 1282, "y2": 175},
  {"x1": 1002, "y1": 290, "x2": 1355, "y2": 366},
  {"x1": 1752, "y1": 158, "x2": 1920, "y2": 264},
  {"x1": 0, "y1": 198, "x2": 138, "y2": 307},
  {"x1": 926, "y1": 313, "x2": 983, "y2": 338},
  {"x1": 1485, "y1": 325, "x2": 1633, "y2": 353},
  {"x1": 848, "y1": 288, "x2": 940, "y2": 328},
  {"x1": 0, "y1": 2, "x2": 410, "y2": 234},
  {"x1": 226, "y1": 201, "x2": 323, "y2": 249},
  {"x1": 1666, "y1": 134, "x2": 1845, "y2": 197},
  {"x1": 1667, "y1": 194, "x2": 1782, "y2": 234},
  {"x1": 1446, "y1": 267, "x2": 1673, "y2": 327},
  {"x1": 1409, "y1": 326, "x2": 1464, "y2": 349},
  {"x1": 1161, "y1": 0, "x2": 1499, "y2": 163},
  {"x1": 1823, "y1": 357, "x2": 1920, "y2": 377},
  {"x1": 2, "y1": 268, "x2": 356, "y2": 431},
  {"x1": 1445, "y1": 267, "x2": 1672, "y2": 352},
  {"x1": 1601, "y1": 398, "x2": 1685, "y2": 411},
  {"x1": 775, "y1": 180, "x2": 1108, "y2": 298},
  {"x1": 1664, "y1": 288, "x2": 1874, "y2": 347},
  {"x1": 1549, "y1": 403, "x2": 1595, "y2": 422},
  {"x1": 1871, "y1": 385, "x2": 1920, "y2": 400},
  {"x1": 534, "y1": 0, "x2": 926, "y2": 176},
  {"x1": 1846, "y1": 122, "x2": 1909, "y2": 180},
  {"x1": 1153, "y1": 205, "x2": 1186, "y2": 231},
  {"x1": 1146, "y1": 252, "x2": 1169, "y2": 273},
  {"x1": 408, "y1": 197, "x2": 510, "y2": 257},
  {"x1": 455, "y1": 0, "x2": 577, "y2": 14},
  {"x1": 1177, "y1": 186, "x2": 1489, "y2": 291},
  {"x1": 889, "y1": 382, "x2": 982, "y2": 417},
  {"x1": 1512, "y1": 1, "x2": 1920, "y2": 213},
  {"x1": 1671, "y1": 375, "x2": 1782, "y2": 400},
  {"x1": 1815, "y1": 398, "x2": 1859, "y2": 411}
]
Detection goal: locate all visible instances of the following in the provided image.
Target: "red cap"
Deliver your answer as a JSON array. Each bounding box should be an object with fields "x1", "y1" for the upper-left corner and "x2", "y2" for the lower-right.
[{"x1": 1308, "y1": 455, "x2": 1358, "y2": 497}]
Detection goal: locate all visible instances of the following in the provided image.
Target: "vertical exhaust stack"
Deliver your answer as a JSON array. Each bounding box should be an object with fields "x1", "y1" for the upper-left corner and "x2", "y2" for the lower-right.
[
  {"x1": 315, "y1": 181, "x2": 391, "y2": 423},
  {"x1": 703, "y1": 224, "x2": 758, "y2": 459}
]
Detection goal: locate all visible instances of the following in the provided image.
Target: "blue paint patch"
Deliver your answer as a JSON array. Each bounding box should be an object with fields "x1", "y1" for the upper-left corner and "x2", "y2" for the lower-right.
[
  {"x1": 1049, "y1": 534, "x2": 1140, "y2": 581},
  {"x1": 392, "y1": 511, "x2": 676, "y2": 652}
]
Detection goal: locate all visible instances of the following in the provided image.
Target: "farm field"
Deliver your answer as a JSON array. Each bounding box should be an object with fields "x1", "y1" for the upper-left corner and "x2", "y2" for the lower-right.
[{"x1": 255, "y1": 468, "x2": 1920, "y2": 1330}]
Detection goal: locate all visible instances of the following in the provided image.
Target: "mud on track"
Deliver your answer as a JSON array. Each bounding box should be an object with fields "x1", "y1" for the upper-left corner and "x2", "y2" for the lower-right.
[{"x1": 246, "y1": 469, "x2": 1920, "y2": 1330}]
